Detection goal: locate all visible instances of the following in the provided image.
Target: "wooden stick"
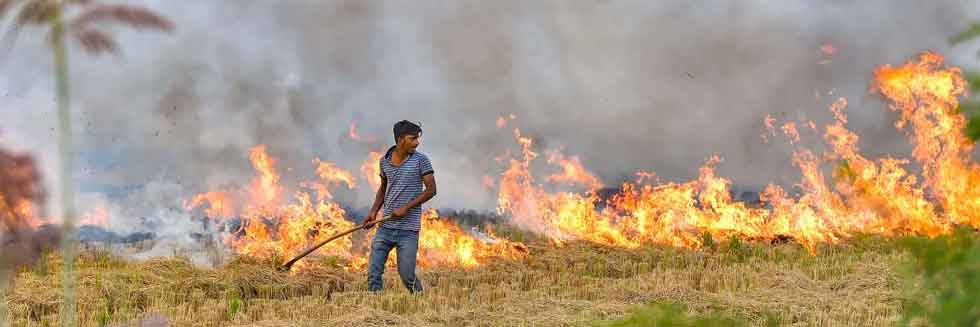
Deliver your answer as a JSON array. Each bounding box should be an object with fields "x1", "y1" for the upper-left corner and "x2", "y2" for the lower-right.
[{"x1": 278, "y1": 215, "x2": 394, "y2": 272}]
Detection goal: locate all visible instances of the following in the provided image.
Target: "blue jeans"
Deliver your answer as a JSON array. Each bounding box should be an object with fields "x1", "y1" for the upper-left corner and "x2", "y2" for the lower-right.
[{"x1": 367, "y1": 226, "x2": 423, "y2": 293}]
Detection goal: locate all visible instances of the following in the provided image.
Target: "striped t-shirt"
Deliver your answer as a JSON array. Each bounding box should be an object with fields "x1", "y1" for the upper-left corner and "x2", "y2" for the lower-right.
[{"x1": 379, "y1": 146, "x2": 434, "y2": 231}]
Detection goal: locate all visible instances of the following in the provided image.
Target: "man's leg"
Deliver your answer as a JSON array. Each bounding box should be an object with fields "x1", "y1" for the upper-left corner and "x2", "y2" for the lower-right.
[
  {"x1": 394, "y1": 229, "x2": 423, "y2": 293},
  {"x1": 367, "y1": 227, "x2": 395, "y2": 292}
]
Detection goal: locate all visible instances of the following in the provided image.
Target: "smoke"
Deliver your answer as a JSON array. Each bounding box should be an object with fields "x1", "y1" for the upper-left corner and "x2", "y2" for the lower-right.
[{"x1": 0, "y1": 0, "x2": 979, "y2": 246}]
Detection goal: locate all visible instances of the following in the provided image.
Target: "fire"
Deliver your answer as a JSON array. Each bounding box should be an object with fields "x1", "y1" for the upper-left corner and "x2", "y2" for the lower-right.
[
  {"x1": 349, "y1": 123, "x2": 361, "y2": 140},
  {"x1": 417, "y1": 209, "x2": 526, "y2": 268},
  {"x1": 248, "y1": 145, "x2": 281, "y2": 205},
  {"x1": 14, "y1": 200, "x2": 32, "y2": 219},
  {"x1": 497, "y1": 128, "x2": 634, "y2": 247},
  {"x1": 818, "y1": 43, "x2": 836, "y2": 64},
  {"x1": 781, "y1": 121, "x2": 800, "y2": 144},
  {"x1": 360, "y1": 151, "x2": 383, "y2": 190},
  {"x1": 1, "y1": 197, "x2": 41, "y2": 230},
  {"x1": 190, "y1": 145, "x2": 525, "y2": 270},
  {"x1": 491, "y1": 52, "x2": 978, "y2": 253},
  {"x1": 231, "y1": 192, "x2": 355, "y2": 272},
  {"x1": 762, "y1": 114, "x2": 777, "y2": 143},
  {"x1": 0, "y1": 150, "x2": 46, "y2": 231},
  {"x1": 184, "y1": 191, "x2": 234, "y2": 218},
  {"x1": 229, "y1": 149, "x2": 359, "y2": 269},
  {"x1": 635, "y1": 171, "x2": 656, "y2": 184},
  {"x1": 497, "y1": 113, "x2": 518, "y2": 129},
  {"x1": 820, "y1": 43, "x2": 837, "y2": 55},
  {"x1": 184, "y1": 52, "x2": 979, "y2": 270},
  {"x1": 872, "y1": 52, "x2": 980, "y2": 228},
  {"x1": 546, "y1": 151, "x2": 602, "y2": 190},
  {"x1": 79, "y1": 202, "x2": 109, "y2": 227},
  {"x1": 482, "y1": 175, "x2": 496, "y2": 189},
  {"x1": 304, "y1": 158, "x2": 356, "y2": 200},
  {"x1": 347, "y1": 122, "x2": 376, "y2": 142}
]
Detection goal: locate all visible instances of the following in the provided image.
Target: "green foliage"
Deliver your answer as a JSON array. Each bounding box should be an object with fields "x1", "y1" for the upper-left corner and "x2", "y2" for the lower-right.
[
  {"x1": 227, "y1": 292, "x2": 243, "y2": 320},
  {"x1": 96, "y1": 309, "x2": 110, "y2": 326},
  {"x1": 899, "y1": 227, "x2": 980, "y2": 327},
  {"x1": 950, "y1": 23, "x2": 980, "y2": 45},
  {"x1": 967, "y1": 117, "x2": 980, "y2": 141},
  {"x1": 701, "y1": 231, "x2": 717, "y2": 252},
  {"x1": 962, "y1": 97, "x2": 980, "y2": 141},
  {"x1": 963, "y1": 72, "x2": 980, "y2": 93},
  {"x1": 725, "y1": 236, "x2": 750, "y2": 263},
  {"x1": 951, "y1": 23, "x2": 980, "y2": 142},
  {"x1": 599, "y1": 302, "x2": 745, "y2": 327},
  {"x1": 94, "y1": 277, "x2": 116, "y2": 327}
]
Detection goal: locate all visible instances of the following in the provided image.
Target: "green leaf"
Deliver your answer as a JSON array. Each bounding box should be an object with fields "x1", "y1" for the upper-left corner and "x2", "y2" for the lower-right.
[
  {"x1": 603, "y1": 302, "x2": 745, "y2": 327},
  {"x1": 833, "y1": 160, "x2": 856, "y2": 185},
  {"x1": 966, "y1": 116, "x2": 980, "y2": 141},
  {"x1": 964, "y1": 71, "x2": 980, "y2": 93},
  {"x1": 950, "y1": 23, "x2": 980, "y2": 45},
  {"x1": 227, "y1": 292, "x2": 243, "y2": 320},
  {"x1": 899, "y1": 228, "x2": 980, "y2": 326},
  {"x1": 701, "y1": 231, "x2": 716, "y2": 252},
  {"x1": 961, "y1": 100, "x2": 980, "y2": 117}
]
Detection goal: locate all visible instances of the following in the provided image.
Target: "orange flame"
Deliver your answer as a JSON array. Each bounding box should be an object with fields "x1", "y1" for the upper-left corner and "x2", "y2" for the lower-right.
[
  {"x1": 818, "y1": 43, "x2": 836, "y2": 64},
  {"x1": 635, "y1": 171, "x2": 656, "y2": 184},
  {"x1": 492, "y1": 53, "x2": 977, "y2": 254},
  {"x1": 417, "y1": 209, "x2": 527, "y2": 268},
  {"x1": 191, "y1": 52, "x2": 979, "y2": 269},
  {"x1": 248, "y1": 145, "x2": 281, "y2": 205},
  {"x1": 762, "y1": 114, "x2": 777, "y2": 143},
  {"x1": 184, "y1": 191, "x2": 234, "y2": 219},
  {"x1": 1, "y1": 197, "x2": 42, "y2": 230},
  {"x1": 482, "y1": 175, "x2": 496, "y2": 189},
  {"x1": 79, "y1": 202, "x2": 109, "y2": 227},
  {"x1": 781, "y1": 122, "x2": 800, "y2": 144},
  {"x1": 360, "y1": 151, "x2": 383, "y2": 190},
  {"x1": 820, "y1": 43, "x2": 837, "y2": 55},
  {"x1": 304, "y1": 158, "x2": 356, "y2": 201},
  {"x1": 497, "y1": 128, "x2": 633, "y2": 246},
  {"x1": 546, "y1": 151, "x2": 603, "y2": 190},
  {"x1": 191, "y1": 146, "x2": 524, "y2": 270},
  {"x1": 872, "y1": 52, "x2": 979, "y2": 227},
  {"x1": 349, "y1": 123, "x2": 360, "y2": 140}
]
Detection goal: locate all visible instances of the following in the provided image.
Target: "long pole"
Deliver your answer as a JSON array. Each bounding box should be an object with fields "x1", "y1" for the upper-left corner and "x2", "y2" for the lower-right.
[{"x1": 278, "y1": 215, "x2": 393, "y2": 272}]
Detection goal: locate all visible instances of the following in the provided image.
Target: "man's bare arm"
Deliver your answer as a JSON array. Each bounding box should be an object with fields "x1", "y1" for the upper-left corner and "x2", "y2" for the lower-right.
[{"x1": 365, "y1": 175, "x2": 387, "y2": 227}]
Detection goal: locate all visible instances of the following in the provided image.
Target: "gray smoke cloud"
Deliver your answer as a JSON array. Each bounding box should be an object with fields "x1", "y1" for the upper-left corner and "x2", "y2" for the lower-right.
[{"x1": 0, "y1": 0, "x2": 979, "y2": 244}]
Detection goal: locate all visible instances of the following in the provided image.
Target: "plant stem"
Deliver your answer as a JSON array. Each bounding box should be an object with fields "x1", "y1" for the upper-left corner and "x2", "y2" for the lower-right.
[{"x1": 50, "y1": 3, "x2": 76, "y2": 326}]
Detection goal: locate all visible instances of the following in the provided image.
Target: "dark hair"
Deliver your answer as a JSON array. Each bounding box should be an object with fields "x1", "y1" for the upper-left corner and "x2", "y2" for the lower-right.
[{"x1": 393, "y1": 120, "x2": 422, "y2": 142}]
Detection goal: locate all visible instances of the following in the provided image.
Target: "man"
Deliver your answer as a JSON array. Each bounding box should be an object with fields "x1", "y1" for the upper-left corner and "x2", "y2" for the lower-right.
[{"x1": 364, "y1": 120, "x2": 437, "y2": 293}]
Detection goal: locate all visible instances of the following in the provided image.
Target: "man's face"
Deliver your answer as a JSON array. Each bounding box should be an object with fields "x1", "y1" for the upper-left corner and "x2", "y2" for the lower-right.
[{"x1": 398, "y1": 133, "x2": 420, "y2": 153}]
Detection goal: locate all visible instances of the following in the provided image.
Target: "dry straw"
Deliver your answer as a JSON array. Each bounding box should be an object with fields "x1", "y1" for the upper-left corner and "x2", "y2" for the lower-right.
[{"x1": 5, "y1": 237, "x2": 906, "y2": 326}]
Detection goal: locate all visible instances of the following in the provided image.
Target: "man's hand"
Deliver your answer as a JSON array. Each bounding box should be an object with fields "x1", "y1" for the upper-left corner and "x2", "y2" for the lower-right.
[
  {"x1": 392, "y1": 206, "x2": 409, "y2": 218},
  {"x1": 364, "y1": 210, "x2": 379, "y2": 229}
]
